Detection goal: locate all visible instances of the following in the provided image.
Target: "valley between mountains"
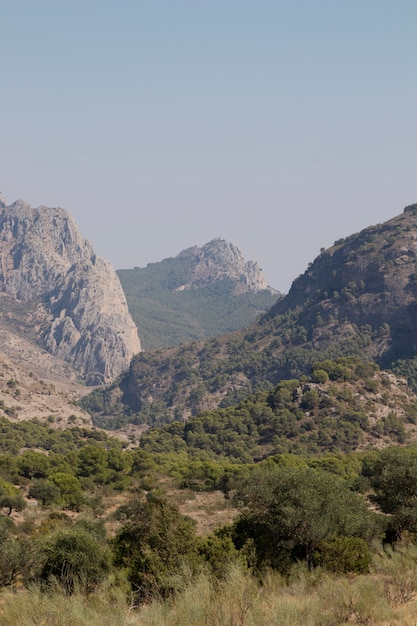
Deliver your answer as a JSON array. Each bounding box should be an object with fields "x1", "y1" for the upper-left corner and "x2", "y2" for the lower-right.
[
  {"x1": 3, "y1": 195, "x2": 417, "y2": 623},
  {"x1": 5, "y1": 195, "x2": 417, "y2": 448}
]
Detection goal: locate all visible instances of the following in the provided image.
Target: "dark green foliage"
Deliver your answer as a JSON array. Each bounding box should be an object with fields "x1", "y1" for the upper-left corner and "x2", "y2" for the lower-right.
[
  {"x1": 138, "y1": 358, "x2": 409, "y2": 460},
  {"x1": 112, "y1": 491, "x2": 198, "y2": 602},
  {"x1": 369, "y1": 446, "x2": 417, "y2": 514},
  {"x1": 365, "y1": 446, "x2": 417, "y2": 541},
  {"x1": 77, "y1": 445, "x2": 109, "y2": 483},
  {"x1": 28, "y1": 480, "x2": 60, "y2": 506},
  {"x1": 310, "y1": 369, "x2": 329, "y2": 383},
  {"x1": 88, "y1": 318, "x2": 389, "y2": 427},
  {"x1": 0, "y1": 519, "x2": 31, "y2": 586},
  {"x1": 17, "y1": 451, "x2": 51, "y2": 479},
  {"x1": 0, "y1": 479, "x2": 26, "y2": 516},
  {"x1": 233, "y1": 465, "x2": 381, "y2": 572},
  {"x1": 0, "y1": 419, "x2": 134, "y2": 497},
  {"x1": 39, "y1": 527, "x2": 110, "y2": 593},
  {"x1": 313, "y1": 536, "x2": 371, "y2": 574},
  {"x1": 197, "y1": 529, "x2": 241, "y2": 577},
  {"x1": 117, "y1": 257, "x2": 278, "y2": 350},
  {"x1": 392, "y1": 357, "x2": 417, "y2": 392},
  {"x1": 50, "y1": 473, "x2": 84, "y2": 510},
  {"x1": 0, "y1": 417, "x2": 118, "y2": 456}
]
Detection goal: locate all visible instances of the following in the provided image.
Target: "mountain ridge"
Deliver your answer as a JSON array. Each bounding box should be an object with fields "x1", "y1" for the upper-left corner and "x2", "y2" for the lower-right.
[
  {"x1": 86, "y1": 202, "x2": 417, "y2": 426},
  {"x1": 118, "y1": 237, "x2": 279, "y2": 350}
]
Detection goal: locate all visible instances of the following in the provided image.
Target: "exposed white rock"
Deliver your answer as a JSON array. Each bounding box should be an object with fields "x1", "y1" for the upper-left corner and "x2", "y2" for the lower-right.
[
  {"x1": 0, "y1": 197, "x2": 141, "y2": 384},
  {"x1": 178, "y1": 238, "x2": 276, "y2": 294}
]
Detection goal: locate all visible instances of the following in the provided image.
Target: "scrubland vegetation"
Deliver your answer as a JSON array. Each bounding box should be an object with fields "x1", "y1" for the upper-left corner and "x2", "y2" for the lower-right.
[{"x1": 3, "y1": 358, "x2": 417, "y2": 624}]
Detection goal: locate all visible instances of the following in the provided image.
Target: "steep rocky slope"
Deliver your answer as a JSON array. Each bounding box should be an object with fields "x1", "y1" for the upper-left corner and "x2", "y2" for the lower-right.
[
  {"x1": 118, "y1": 238, "x2": 279, "y2": 350},
  {"x1": 266, "y1": 202, "x2": 417, "y2": 365},
  {"x1": 173, "y1": 238, "x2": 274, "y2": 293},
  {"x1": 85, "y1": 202, "x2": 417, "y2": 426},
  {"x1": 0, "y1": 195, "x2": 141, "y2": 384}
]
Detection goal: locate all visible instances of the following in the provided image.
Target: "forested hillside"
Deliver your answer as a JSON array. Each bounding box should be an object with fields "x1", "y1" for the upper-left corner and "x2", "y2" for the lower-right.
[
  {"x1": 118, "y1": 238, "x2": 278, "y2": 350},
  {"x1": 2, "y1": 392, "x2": 417, "y2": 623},
  {"x1": 87, "y1": 203, "x2": 417, "y2": 426},
  {"x1": 4, "y1": 203, "x2": 417, "y2": 624}
]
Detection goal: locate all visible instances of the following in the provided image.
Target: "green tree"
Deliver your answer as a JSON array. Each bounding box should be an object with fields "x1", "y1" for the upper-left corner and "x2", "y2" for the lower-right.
[
  {"x1": 0, "y1": 479, "x2": 26, "y2": 516},
  {"x1": 311, "y1": 369, "x2": 329, "y2": 384},
  {"x1": 112, "y1": 491, "x2": 198, "y2": 602},
  {"x1": 313, "y1": 536, "x2": 371, "y2": 574},
  {"x1": 198, "y1": 529, "x2": 241, "y2": 577},
  {"x1": 50, "y1": 473, "x2": 83, "y2": 510},
  {"x1": 0, "y1": 519, "x2": 30, "y2": 587},
  {"x1": 17, "y1": 450, "x2": 50, "y2": 479},
  {"x1": 28, "y1": 479, "x2": 60, "y2": 506},
  {"x1": 77, "y1": 445, "x2": 109, "y2": 484},
  {"x1": 234, "y1": 466, "x2": 379, "y2": 572},
  {"x1": 369, "y1": 446, "x2": 417, "y2": 540},
  {"x1": 370, "y1": 447, "x2": 417, "y2": 514},
  {"x1": 39, "y1": 527, "x2": 110, "y2": 594}
]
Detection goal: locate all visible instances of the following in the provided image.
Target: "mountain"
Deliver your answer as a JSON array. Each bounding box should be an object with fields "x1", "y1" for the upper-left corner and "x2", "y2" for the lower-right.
[
  {"x1": 117, "y1": 238, "x2": 279, "y2": 350},
  {"x1": 0, "y1": 195, "x2": 140, "y2": 384},
  {"x1": 84, "y1": 202, "x2": 417, "y2": 427}
]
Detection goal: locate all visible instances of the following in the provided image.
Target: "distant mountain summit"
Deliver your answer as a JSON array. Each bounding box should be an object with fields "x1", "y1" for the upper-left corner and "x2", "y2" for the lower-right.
[
  {"x1": 0, "y1": 195, "x2": 141, "y2": 384},
  {"x1": 175, "y1": 238, "x2": 275, "y2": 294},
  {"x1": 118, "y1": 238, "x2": 279, "y2": 350},
  {"x1": 90, "y1": 202, "x2": 417, "y2": 426}
]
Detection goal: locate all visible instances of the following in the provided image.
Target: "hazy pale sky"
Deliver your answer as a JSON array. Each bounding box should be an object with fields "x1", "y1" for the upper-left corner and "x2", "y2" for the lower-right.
[{"x1": 1, "y1": 1, "x2": 416, "y2": 292}]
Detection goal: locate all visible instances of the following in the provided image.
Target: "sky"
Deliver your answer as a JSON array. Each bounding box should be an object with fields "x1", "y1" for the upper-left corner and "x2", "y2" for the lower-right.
[{"x1": 1, "y1": 1, "x2": 416, "y2": 292}]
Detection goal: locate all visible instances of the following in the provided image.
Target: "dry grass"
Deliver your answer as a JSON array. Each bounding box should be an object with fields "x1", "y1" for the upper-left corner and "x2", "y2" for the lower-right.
[
  {"x1": 175, "y1": 489, "x2": 238, "y2": 535},
  {"x1": 4, "y1": 552, "x2": 417, "y2": 626}
]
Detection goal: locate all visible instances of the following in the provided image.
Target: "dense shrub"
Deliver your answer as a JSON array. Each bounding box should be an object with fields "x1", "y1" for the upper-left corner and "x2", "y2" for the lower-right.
[
  {"x1": 313, "y1": 536, "x2": 371, "y2": 574},
  {"x1": 39, "y1": 527, "x2": 110, "y2": 594}
]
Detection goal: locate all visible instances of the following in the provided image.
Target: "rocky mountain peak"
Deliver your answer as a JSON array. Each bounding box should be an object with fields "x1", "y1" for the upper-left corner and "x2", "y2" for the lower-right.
[
  {"x1": 0, "y1": 197, "x2": 141, "y2": 384},
  {"x1": 178, "y1": 238, "x2": 276, "y2": 294},
  {"x1": 262, "y1": 203, "x2": 417, "y2": 369},
  {"x1": 101, "y1": 203, "x2": 417, "y2": 425}
]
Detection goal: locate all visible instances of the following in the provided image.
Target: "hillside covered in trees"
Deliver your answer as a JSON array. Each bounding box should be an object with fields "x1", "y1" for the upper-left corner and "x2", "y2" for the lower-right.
[
  {"x1": 85, "y1": 204, "x2": 417, "y2": 426},
  {"x1": 5, "y1": 206, "x2": 417, "y2": 623},
  {"x1": 2, "y1": 392, "x2": 417, "y2": 623}
]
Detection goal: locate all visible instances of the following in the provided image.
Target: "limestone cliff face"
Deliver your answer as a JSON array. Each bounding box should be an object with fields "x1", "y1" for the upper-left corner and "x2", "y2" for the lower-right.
[
  {"x1": 0, "y1": 195, "x2": 141, "y2": 384},
  {"x1": 177, "y1": 238, "x2": 275, "y2": 294}
]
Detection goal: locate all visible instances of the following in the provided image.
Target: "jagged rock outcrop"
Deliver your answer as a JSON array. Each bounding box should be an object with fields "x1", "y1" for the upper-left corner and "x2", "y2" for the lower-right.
[
  {"x1": 89, "y1": 202, "x2": 417, "y2": 426},
  {"x1": 176, "y1": 238, "x2": 275, "y2": 293},
  {"x1": 266, "y1": 202, "x2": 417, "y2": 364},
  {"x1": 118, "y1": 238, "x2": 279, "y2": 350},
  {"x1": 0, "y1": 194, "x2": 141, "y2": 384}
]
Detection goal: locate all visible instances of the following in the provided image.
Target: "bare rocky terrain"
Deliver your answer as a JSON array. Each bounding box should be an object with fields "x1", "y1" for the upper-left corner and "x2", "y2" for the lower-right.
[
  {"x1": 0, "y1": 195, "x2": 141, "y2": 385},
  {"x1": 0, "y1": 342, "x2": 91, "y2": 427},
  {"x1": 172, "y1": 238, "x2": 276, "y2": 293}
]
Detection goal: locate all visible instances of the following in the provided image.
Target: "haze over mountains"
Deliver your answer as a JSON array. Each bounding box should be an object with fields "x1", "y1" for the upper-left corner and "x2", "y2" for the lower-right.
[
  {"x1": 2, "y1": 193, "x2": 417, "y2": 452},
  {"x1": 118, "y1": 238, "x2": 279, "y2": 350},
  {"x1": 0, "y1": 194, "x2": 280, "y2": 426},
  {"x1": 87, "y1": 202, "x2": 417, "y2": 427}
]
